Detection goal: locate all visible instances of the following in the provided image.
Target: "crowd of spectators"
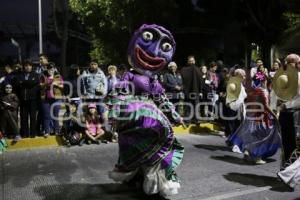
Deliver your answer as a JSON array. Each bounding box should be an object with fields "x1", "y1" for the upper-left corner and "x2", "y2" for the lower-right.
[{"x1": 0, "y1": 53, "x2": 284, "y2": 146}]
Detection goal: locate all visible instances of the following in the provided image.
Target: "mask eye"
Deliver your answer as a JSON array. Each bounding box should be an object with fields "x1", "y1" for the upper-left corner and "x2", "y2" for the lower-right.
[
  {"x1": 142, "y1": 31, "x2": 153, "y2": 42},
  {"x1": 161, "y1": 42, "x2": 173, "y2": 52}
]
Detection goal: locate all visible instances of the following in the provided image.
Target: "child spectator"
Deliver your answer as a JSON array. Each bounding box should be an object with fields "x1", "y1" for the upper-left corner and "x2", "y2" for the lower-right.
[
  {"x1": 107, "y1": 65, "x2": 119, "y2": 94},
  {"x1": 0, "y1": 84, "x2": 20, "y2": 141},
  {"x1": 84, "y1": 103, "x2": 104, "y2": 144}
]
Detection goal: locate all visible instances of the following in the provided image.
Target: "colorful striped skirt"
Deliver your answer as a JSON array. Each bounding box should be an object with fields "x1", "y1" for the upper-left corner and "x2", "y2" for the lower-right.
[{"x1": 107, "y1": 95, "x2": 184, "y2": 196}]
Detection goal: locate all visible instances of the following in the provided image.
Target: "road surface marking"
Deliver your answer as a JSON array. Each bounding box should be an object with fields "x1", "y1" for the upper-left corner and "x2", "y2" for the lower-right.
[{"x1": 200, "y1": 186, "x2": 271, "y2": 200}]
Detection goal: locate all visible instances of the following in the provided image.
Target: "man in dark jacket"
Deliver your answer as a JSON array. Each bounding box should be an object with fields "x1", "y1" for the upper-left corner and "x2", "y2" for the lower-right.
[
  {"x1": 180, "y1": 55, "x2": 202, "y2": 123},
  {"x1": 17, "y1": 59, "x2": 40, "y2": 138}
]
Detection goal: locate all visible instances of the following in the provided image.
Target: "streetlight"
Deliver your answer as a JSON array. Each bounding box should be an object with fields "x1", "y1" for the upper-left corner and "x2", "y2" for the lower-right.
[
  {"x1": 38, "y1": 0, "x2": 43, "y2": 54},
  {"x1": 11, "y1": 38, "x2": 22, "y2": 63}
]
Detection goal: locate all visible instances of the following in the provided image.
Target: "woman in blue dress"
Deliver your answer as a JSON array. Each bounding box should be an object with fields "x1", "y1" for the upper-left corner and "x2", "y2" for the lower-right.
[{"x1": 228, "y1": 71, "x2": 281, "y2": 164}]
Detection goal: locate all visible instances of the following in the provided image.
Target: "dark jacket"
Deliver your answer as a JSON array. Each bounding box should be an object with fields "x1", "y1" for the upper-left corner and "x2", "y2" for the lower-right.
[
  {"x1": 0, "y1": 93, "x2": 19, "y2": 113},
  {"x1": 164, "y1": 72, "x2": 183, "y2": 92},
  {"x1": 17, "y1": 72, "x2": 40, "y2": 101},
  {"x1": 199, "y1": 74, "x2": 212, "y2": 99},
  {"x1": 64, "y1": 76, "x2": 84, "y2": 98},
  {"x1": 163, "y1": 72, "x2": 183, "y2": 99},
  {"x1": 180, "y1": 65, "x2": 202, "y2": 99}
]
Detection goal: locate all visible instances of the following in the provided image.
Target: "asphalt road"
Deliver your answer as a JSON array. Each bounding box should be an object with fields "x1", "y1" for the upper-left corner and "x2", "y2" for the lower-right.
[{"x1": 1, "y1": 134, "x2": 299, "y2": 200}]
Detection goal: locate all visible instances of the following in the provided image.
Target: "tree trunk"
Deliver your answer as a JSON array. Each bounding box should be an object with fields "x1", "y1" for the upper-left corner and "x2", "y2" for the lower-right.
[{"x1": 61, "y1": 0, "x2": 69, "y2": 77}]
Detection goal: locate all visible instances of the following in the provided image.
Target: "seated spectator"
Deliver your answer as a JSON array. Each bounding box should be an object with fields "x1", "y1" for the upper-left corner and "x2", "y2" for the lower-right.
[
  {"x1": 40, "y1": 64, "x2": 64, "y2": 137},
  {"x1": 84, "y1": 103, "x2": 105, "y2": 144},
  {"x1": 0, "y1": 84, "x2": 20, "y2": 141},
  {"x1": 62, "y1": 101, "x2": 84, "y2": 146}
]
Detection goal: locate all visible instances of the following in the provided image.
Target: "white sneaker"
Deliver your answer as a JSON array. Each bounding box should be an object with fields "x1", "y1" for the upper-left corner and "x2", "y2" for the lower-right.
[
  {"x1": 232, "y1": 145, "x2": 242, "y2": 154},
  {"x1": 255, "y1": 159, "x2": 266, "y2": 165}
]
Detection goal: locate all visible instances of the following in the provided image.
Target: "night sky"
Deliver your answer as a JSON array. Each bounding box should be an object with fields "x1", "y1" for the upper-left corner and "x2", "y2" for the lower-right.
[{"x1": 0, "y1": 0, "x2": 52, "y2": 25}]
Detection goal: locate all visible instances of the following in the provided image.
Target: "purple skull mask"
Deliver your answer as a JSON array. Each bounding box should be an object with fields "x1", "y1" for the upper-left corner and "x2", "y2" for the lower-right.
[{"x1": 127, "y1": 24, "x2": 176, "y2": 76}]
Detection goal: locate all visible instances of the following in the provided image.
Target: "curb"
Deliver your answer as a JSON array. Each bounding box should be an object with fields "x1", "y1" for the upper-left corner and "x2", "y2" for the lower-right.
[
  {"x1": 7, "y1": 136, "x2": 64, "y2": 151},
  {"x1": 6, "y1": 122, "x2": 222, "y2": 151}
]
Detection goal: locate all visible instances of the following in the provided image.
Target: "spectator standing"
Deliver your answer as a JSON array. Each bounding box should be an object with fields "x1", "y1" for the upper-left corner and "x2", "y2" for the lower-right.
[
  {"x1": 180, "y1": 55, "x2": 202, "y2": 123},
  {"x1": 257, "y1": 64, "x2": 269, "y2": 77},
  {"x1": 209, "y1": 61, "x2": 219, "y2": 91},
  {"x1": 35, "y1": 54, "x2": 57, "y2": 136},
  {"x1": 209, "y1": 62, "x2": 220, "y2": 117},
  {"x1": 64, "y1": 65, "x2": 83, "y2": 113},
  {"x1": 218, "y1": 68, "x2": 230, "y2": 99},
  {"x1": 269, "y1": 60, "x2": 281, "y2": 78},
  {"x1": 17, "y1": 59, "x2": 40, "y2": 138},
  {"x1": 81, "y1": 60, "x2": 107, "y2": 125},
  {"x1": 199, "y1": 65, "x2": 212, "y2": 118},
  {"x1": 250, "y1": 59, "x2": 263, "y2": 79},
  {"x1": 40, "y1": 64, "x2": 64, "y2": 137},
  {"x1": 36, "y1": 54, "x2": 49, "y2": 76},
  {"x1": 107, "y1": 65, "x2": 119, "y2": 94},
  {"x1": 163, "y1": 62, "x2": 183, "y2": 105}
]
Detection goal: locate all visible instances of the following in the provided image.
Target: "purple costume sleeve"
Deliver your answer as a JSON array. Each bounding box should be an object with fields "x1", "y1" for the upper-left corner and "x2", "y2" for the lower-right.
[
  {"x1": 114, "y1": 71, "x2": 134, "y2": 91},
  {"x1": 150, "y1": 79, "x2": 165, "y2": 95}
]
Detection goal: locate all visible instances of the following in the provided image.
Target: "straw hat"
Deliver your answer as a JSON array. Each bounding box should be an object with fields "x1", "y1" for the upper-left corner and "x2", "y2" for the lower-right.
[
  {"x1": 272, "y1": 64, "x2": 298, "y2": 101},
  {"x1": 226, "y1": 77, "x2": 242, "y2": 101}
]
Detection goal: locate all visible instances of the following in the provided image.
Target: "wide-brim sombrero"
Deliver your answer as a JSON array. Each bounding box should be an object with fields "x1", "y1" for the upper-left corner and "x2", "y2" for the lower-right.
[
  {"x1": 273, "y1": 64, "x2": 298, "y2": 101},
  {"x1": 226, "y1": 77, "x2": 242, "y2": 101}
]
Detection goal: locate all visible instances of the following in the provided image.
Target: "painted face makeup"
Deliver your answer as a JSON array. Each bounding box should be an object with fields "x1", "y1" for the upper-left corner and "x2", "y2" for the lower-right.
[{"x1": 127, "y1": 24, "x2": 176, "y2": 76}]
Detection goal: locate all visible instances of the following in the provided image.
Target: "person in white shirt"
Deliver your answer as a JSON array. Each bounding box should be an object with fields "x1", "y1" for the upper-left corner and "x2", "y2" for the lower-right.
[
  {"x1": 274, "y1": 54, "x2": 300, "y2": 189},
  {"x1": 224, "y1": 69, "x2": 247, "y2": 151}
]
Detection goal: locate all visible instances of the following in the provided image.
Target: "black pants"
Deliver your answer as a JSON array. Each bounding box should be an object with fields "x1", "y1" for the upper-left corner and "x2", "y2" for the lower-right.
[
  {"x1": 0, "y1": 110, "x2": 19, "y2": 138},
  {"x1": 185, "y1": 98, "x2": 200, "y2": 123},
  {"x1": 279, "y1": 111, "x2": 297, "y2": 162},
  {"x1": 20, "y1": 100, "x2": 38, "y2": 137},
  {"x1": 223, "y1": 105, "x2": 241, "y2": 137}
]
